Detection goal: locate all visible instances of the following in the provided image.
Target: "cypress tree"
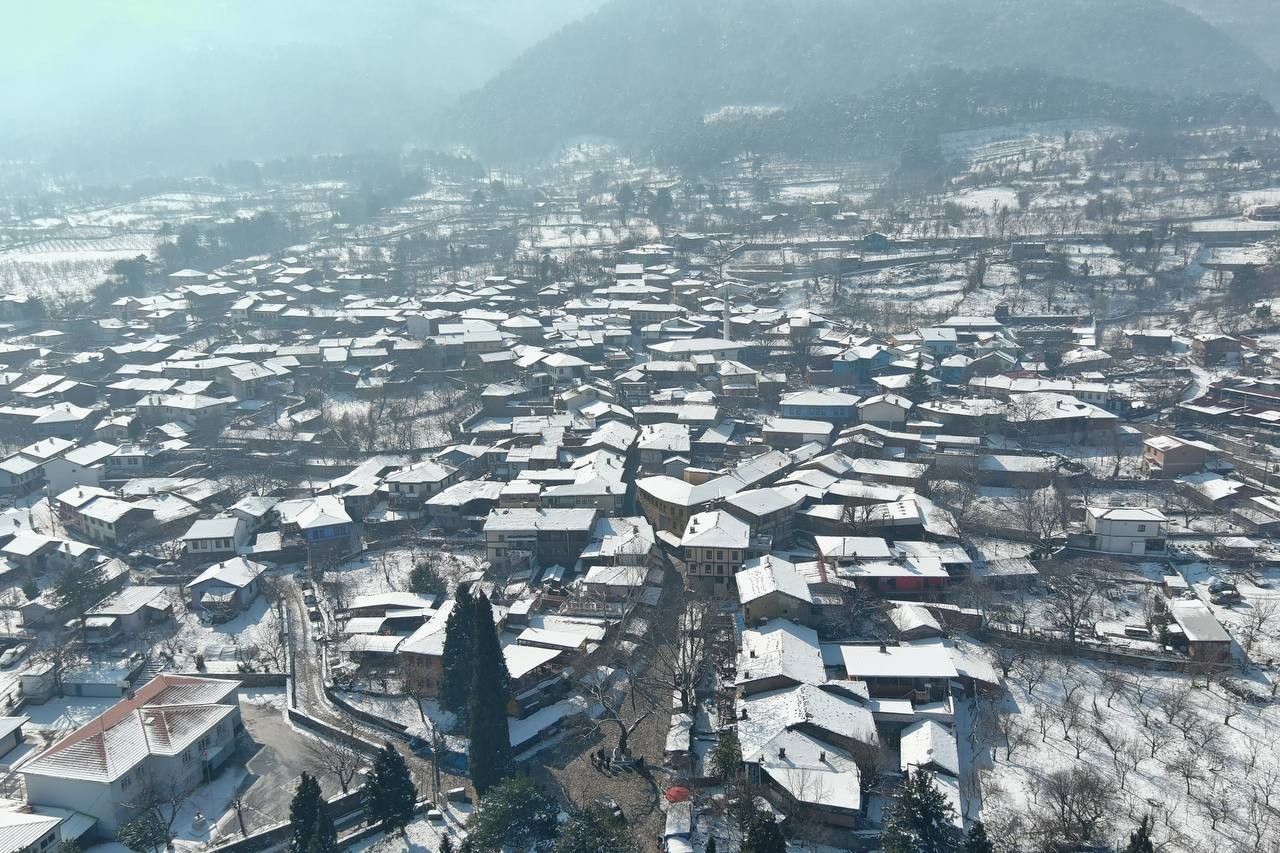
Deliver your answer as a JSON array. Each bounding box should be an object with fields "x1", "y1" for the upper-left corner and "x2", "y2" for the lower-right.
[
  {"x1": 288, "y1": 772, "x2": 322, "y2": 853},
  {"x1": 365, "y1": 743, "x2": 416, "y2": 833},
  {"x1": 467, "y1": 591, "x2": 513, "y2": 795},
  {"x1": 440, "y1": 587, "x2": 475, "y2": 719},
  {"x1": 881, "y1": 769, "x2": 963, "y2": 853},
  {"x1": 965, "y1": 820, "x2": 994, "y2": 853},
  {"x1": 306, "y1": 804, "x2": 338, "y2": 853}
]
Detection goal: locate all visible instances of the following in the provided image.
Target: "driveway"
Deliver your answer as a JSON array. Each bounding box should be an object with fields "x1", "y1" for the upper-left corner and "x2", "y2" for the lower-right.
[{"x1": 216, "y1": 699, "x2": 343, "y2": 837}]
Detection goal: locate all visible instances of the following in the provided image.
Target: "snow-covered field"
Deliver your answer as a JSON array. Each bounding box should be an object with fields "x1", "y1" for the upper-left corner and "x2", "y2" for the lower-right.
[{"x1": 979, "y1": 648, "x2": 1280, "y2": 852}]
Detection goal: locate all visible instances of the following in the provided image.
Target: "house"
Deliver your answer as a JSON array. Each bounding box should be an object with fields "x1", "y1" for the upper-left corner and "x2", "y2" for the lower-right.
[
  {"x1": 0, "y1": 454, "x2": 43, "y2": 498},
  {"x1": 483, "y1": 508, "x2": 598, "y2": 570},
  {"x1": 276, "y1": 496, "x2": 361, "y2": 566},
  {"x1": 42, "y1": 442, "x2": 116, "y2": 495},
  {"x1": 736, "y1": 556, "x2": 814, "y2": 626},
  {"x1": 1074, "y1": 506, "x2": 1168, "y2": 555},
  {"x1": 185, "y1": 557, "x2": 268, "y2": 618},
  {"x1": 722, "y1": 487, "x2": 805, "y2": 547},
  {"x1": 83, "y1": 586, "x2": 174, "y2": 645},
  {"x1": 21, "y1": 675, "x2": 241, "y2": 837},
  {"x1": 779, "y1": 390, "x2": 861, "y2": 424},
  {"x1": 681, "y1": 510, "x2": 752, "y2": 595},
  {"x1": 73, "y1": 497, "x2": 150, "y2": 547},
  {"x1": 1168, "y1": 599, "x2": 1232, "y2": 663},
  {"x1": 857, "y1": 394, "x2": 912, "y2": 428},
  {"x1": 384, "y1": 461, "x2": 460, "y2": 506},
  {"x1": 1190, "y1": 334, "x2": 1242, "y2": 367},
  {"x1": 761, "y1": 418, "x2": 833, "y2": 450},
  {"x1": 581, "y1": 565, "x2": 649, "y2": 600},
  {"x1": 1141, "y1": 435, "x2": 1209, "y2": 478},
  {"x1": 736, "y1": 620, "x2": 825, "y2": 696},
  {"x1": 181, "y1": 516, "x2": 250, "y2": 561}
]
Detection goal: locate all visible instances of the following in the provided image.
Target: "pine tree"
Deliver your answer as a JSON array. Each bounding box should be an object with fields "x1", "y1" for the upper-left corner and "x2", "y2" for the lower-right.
[
  {"x1": 288, "y1": 772, "x2": 322, "y2": 853},
  {"x1": 556, "y1": 803, "x2": 637, "y2": 853},
  {"x1": 965, "y1": 819, "x2": 994, "y2": 853},
  {"x1": 306, "y1": 805, "x2": 338, "y2": 853},
  {"x1": 467, "y1": 591, "x2": 513, "y2": 795},
  {"x1": 365, "y1": 743, "x2": 416, "y2": 833},
  {"x1": 881, "y1": 769, "x2": 963, "y2": 853},
  {"x1": 905, "y1": 354, "x2": 930, "y2": 403},
  {"x1": 705, "y1": 837, "x2": 718, "y2": 853},
  {"x1": 440, "y1": 587, "x2": 475, "y2": 719},
  {"x1": 1124, "y1": 816, "x2": 1155, "y2": 853},
  {"x1": 467, "y1": 777, "x2": 558, "y2": 851},
  {"x1": 740, "y1": 805, "x2": 786, "y2": 853},
  {"x1": 439, "y1": 838, "x2": 454, "y2": 853}
]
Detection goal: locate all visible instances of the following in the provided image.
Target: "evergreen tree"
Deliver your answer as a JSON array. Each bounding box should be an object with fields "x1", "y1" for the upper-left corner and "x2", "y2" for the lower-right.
[
  {"x1": 467, "y1": 777, "x2": 559, "y2": 851},
  {"x1": 881, "y1": 769, "x2": 963, "y2": 853},
  {"x1": 306, "y1": 805, "x2": 338, "y2": 853},
  {"x1": 440, "y1": 586, "x2": 475, "y2": 718},
  {"x1": 288, "y1": 772, "x2": 322, "y2": 853},
  {"x1": 556, "y1": 803, "x2": 638, "y2": 853},
  {"x1": 1124, "y1": 816, "x2": 1155, "y2": 853},
  {"x1": 707, "y1": 728, "x2": 743, "y2": 784},
  {"x1": 365, "y1": 743, "x2": 416, "y2": 833},
  {"x1": 439, "y1": 838, "x2": 454, "y2": 853},
  {"x1": 965, "y1": 820, "x2": 994, "y2": 853},
  {"x1": 467, "y1": 591, "x2": 513, "y2": 795},
  {"x1": 116, "y1": 812, "x2": 169, "y2": 853},
  {"x1": 409, "y1": 558, "x2": 446, "y2": 597},
  {"x1": 51, "y1": 559, "x2": 112, "y2": 632},
  {"x1": 905, "y1": 354, "x2": 931, "y2": 403},
  {"x1": 705, "y1": 838, "x2": 718, "y2": 853},
  {"x1": 740, "y1": 805, "x2": 786, "y2": 853}
]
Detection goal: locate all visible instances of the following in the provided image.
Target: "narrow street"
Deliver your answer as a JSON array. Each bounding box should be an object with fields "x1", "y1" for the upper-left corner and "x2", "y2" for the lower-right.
[{"x1": 280, "y1": 576, "x2": 462, "y2": 805}]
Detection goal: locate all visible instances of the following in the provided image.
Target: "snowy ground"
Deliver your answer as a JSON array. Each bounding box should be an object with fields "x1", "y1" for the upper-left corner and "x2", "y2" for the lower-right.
[{"x1": 977, "y1": 638, "x2": 1280, "y2": 851}]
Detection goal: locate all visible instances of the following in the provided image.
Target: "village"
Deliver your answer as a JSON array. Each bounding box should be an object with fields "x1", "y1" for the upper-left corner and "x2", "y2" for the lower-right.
[{"x1": 1, "y1": 121, "x2": 1280, "y2": 853}]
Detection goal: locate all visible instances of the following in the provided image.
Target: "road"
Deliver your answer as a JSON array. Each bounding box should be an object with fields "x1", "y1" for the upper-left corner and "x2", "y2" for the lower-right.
[{"x1": 280, "y1": 576, "x2": 462, "y2": 806}]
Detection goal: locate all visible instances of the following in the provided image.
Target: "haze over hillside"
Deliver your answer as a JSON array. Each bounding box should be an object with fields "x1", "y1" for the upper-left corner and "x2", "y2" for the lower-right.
[
  {"x1": 450, "y1": 0, "x2": 1279, "y2": 160},
  {"x1": 0, "y1": 0, "x2": 606, "y2": 176}
]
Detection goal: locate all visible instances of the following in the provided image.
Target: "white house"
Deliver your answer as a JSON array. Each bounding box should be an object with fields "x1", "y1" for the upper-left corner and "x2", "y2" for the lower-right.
[
  {"x1": 1079, "y1": 506, "x2": 1168, "y2": 555},
  {"x1": 181, "y1": 515, "x2": 250, "y2": 560},
  {"x1": 21, "y1": 675, "x2": 241, "y2": 837},
  {"x1": 42, "y1": 442, "x2": 117, "y2": 495}
]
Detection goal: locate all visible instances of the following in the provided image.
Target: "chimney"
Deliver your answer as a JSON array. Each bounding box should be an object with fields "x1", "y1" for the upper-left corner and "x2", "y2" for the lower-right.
[
  {"x1": 750, "y1": 649, "x2": 757, "y2": 658},
  {"x1": 879, "y1": 644, "x2": 887, "y2": 653},
  {"x1": 778, "y1": 747, "x2": 786, "y2": 759},
  {"x1": 819, "y1": 751, "x2": 826, "y2": 762},
  {"x1": 740, "y1": 707, "x2": 748, "y2": 720}
]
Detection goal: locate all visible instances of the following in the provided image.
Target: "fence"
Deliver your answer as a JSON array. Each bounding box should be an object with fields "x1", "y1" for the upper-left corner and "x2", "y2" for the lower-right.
[
  {"x1": 207, "y1": 788, "x2": 366, "y2": 853},
  {"x1": 978, "y1": 626, "x2": 1230, "y2": 674},
  {"x1": 286, "y1": 706, "x2": 387, "y2": 757}
]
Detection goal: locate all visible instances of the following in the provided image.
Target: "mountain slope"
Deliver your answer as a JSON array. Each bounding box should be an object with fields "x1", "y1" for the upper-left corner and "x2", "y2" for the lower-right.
[
  {"x1": 450, "y1": 0, "x2": 1279, "y2": 159},
  {"x1": 1167, "y1": 0, "x2": 1280, "y2": 71}
]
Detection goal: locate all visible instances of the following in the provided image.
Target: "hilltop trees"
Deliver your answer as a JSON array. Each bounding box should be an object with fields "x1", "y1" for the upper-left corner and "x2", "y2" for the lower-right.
[{"x1": 468, "y1": 591, "x2": 514, "y2": 795}]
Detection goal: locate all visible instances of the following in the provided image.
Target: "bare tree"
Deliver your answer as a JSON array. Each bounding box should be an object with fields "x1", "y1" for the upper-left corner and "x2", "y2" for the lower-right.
[
  {"x1": 1040, "y1": 558, "x2": 1111, "y2": 646},
  {"x1": 125, "y1": 771, "x2": 194, "y2": 848},
  {"x1": 1031, "y1": 766, "x2": 1116, "y2": 849},
  {"x1": 307, "y1": 718, "x2": 367, "y2": 794},
  {"x1": 645, "y1": 600, "x2": 712, "y2": 715}
]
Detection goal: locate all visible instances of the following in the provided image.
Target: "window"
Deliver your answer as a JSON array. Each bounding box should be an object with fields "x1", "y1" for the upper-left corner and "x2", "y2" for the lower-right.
[
  {"x1": 1137, "y1": 525, "x2": 1147, "y2": 532},
  {"x1": 121, "y1": 776, "x2": 132, "y2": 791},
  {"x1": 183, "y1": 751, "x2": 192, "y2": 765},
  {"x1": 198, "y1": 735, "x2": 211, "y2": 750},
  {"x1": 217, "y1": 723, "x2": 226, "y2": 736}
]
